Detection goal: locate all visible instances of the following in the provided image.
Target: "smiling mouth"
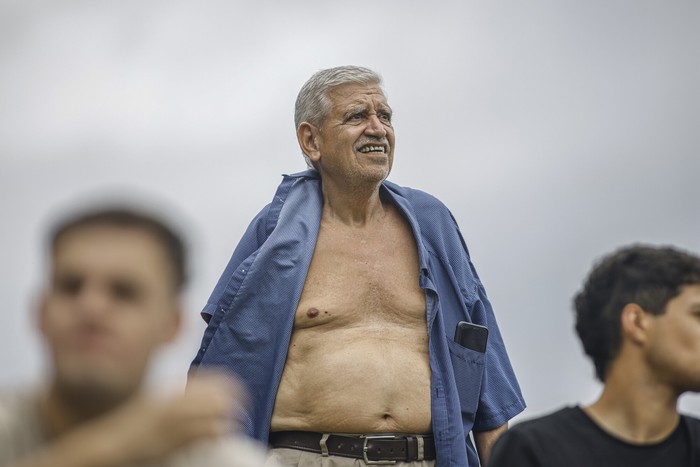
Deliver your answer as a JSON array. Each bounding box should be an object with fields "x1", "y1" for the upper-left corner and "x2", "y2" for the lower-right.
[{"x1": 358, "y1": 145, "x2": 386, "y2": 154}]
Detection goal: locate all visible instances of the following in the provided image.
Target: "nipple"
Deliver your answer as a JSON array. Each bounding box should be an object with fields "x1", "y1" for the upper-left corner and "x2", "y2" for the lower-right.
[{"x1": 306, "y1": 308, "x2": 320, "y2": 318}]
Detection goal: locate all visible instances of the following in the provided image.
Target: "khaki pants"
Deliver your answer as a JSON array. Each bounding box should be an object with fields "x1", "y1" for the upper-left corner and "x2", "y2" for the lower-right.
[{"x1": 266, "y1": 447, "x2": 436, "y2": 467}]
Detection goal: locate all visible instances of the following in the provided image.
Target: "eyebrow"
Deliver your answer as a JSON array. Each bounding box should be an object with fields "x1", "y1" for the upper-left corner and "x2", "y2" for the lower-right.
[
  {"x1": 344, "y1": 103, "x2": 392, "y2": 115},
  {"x1": 345, "y1": 105, "x2": 367, "y2": 115},
  {"x1": 52, "y1": 268, "x2": 82, "y2": 281}
]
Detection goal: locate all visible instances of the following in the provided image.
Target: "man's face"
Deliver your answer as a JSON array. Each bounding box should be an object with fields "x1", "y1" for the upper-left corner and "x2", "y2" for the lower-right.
[
  {"x1": 313, "y1": 82, "x2": 395, "y2": 184},
  {"x1": 39, "y1": 225, "x2": 180, "y2": 408},
  {"x1": 645, "y1": 284, "x2": 700, "y2": 393}
]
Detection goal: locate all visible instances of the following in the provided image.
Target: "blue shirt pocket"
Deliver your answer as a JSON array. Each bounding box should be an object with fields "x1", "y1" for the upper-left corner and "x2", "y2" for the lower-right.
[{"x1": 446, "y1": 336, "x2": 485, "y2": 417}]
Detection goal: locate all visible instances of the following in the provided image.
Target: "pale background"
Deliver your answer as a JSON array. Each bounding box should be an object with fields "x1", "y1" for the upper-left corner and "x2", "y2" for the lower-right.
[{"x1": 1, "y1": 0, "x2": 698, "y2": 422}]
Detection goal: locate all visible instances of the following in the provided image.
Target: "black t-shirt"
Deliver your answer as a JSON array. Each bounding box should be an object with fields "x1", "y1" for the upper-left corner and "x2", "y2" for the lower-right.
[{"x1": 488, "y1": 406, "x2": 700, "y2": 467}]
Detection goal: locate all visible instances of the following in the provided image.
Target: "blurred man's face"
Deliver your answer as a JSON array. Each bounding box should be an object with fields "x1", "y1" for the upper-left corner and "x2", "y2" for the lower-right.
[
  {"x1": 39, "y1": 225, "x2": 180, "y2": 409},
  {"x1": 646, "y1": 283, "x2": 700, "y2": 393}
]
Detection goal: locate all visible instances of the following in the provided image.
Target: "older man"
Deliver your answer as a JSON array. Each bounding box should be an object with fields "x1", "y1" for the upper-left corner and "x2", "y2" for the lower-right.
[
  {"x1": 0, "y1": 208, "x2": 270, "y2": 467},
  {"x1": 191, "y1": 66, "x2": 525, "y2": 466}
]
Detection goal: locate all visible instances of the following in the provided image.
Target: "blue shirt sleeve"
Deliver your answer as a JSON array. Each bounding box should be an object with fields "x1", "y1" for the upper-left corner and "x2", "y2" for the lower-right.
[
  {"x1": 403, "y1": 188, "x2": 526, "y2": 433},
  {"x1": 201, "y1": 204, "x2": 272, "y2": 322},
  {"x1": 471, "y1": 282, "x2": 526, "y2": 431},
  {"x1": 449, "y1": 213, "x2": 526, "y2": 431}
]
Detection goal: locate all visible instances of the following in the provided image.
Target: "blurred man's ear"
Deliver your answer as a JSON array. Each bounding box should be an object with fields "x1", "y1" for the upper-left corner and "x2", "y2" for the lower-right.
[
  {"x1": 161, "y1": 303, "x2": 182, "y2": 344},
  {"x1": 35, "y1": 293, "x2": 50, "y2": 338}
]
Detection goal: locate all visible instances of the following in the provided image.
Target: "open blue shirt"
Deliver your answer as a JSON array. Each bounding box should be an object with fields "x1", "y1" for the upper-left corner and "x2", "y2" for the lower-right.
[{"x1": 191, "y1": 171, "x2": 525, "y2": 466}]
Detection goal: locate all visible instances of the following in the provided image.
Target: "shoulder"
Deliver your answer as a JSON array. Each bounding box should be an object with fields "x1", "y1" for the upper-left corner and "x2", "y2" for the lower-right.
[
  {"x1": 681, "y1": 413, "x2": 700, "y2": 430},
  {"x1": 244, "y1": 171, "x2": 320, "y2": 242},
  {"x1": 280, "y1": 169, "x2": 321, "y2": 192},
  {"x1": 0, "y1": 389, "x2": 44, "y2": 463},
  {"x1": 384, "y1": 180, "x2": 451, "y2": 213},
  {"x1": 383, "y1": 180, "x2": 462, "y2": 244},
  {"x1": 0, "y1": 388, "x2": 39, "y2": 426},
  {"x1": 500, "y1": 407, "x2": 583, "y2": 444},
  {"x1": 489, "y1": 407, "x2": 582, "y2": 466}
]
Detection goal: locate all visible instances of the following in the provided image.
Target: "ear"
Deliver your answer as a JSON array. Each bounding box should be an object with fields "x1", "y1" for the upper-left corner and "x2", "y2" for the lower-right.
[
  {"x1": 620, "y1": 303, "x2": 652, "y2": 345},
  {"x1": 162, "y1": 302, "x2": 182, "y2": 344},
  {"x1": 35, "y1": 292, "x2": 49, "y2": 337},
  {"x1": 297, "y1": 122, "x2": 322, "y2": 164}
]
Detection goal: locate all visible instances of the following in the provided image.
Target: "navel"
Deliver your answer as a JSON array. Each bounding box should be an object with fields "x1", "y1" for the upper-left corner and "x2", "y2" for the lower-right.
[{"x1": 306, "y1": 307, "x2": 320, "y2": 318}]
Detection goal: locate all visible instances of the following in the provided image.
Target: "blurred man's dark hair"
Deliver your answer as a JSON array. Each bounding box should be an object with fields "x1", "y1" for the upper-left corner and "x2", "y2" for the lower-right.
[{"x1": 49, "y1": 207, "x2": 187, "y2": 290}]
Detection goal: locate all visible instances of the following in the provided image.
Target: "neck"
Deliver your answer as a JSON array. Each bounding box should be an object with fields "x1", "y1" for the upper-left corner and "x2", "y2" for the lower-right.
[
  {"x1": 40, "y1": 382, "x2": 133, "y2": 439},
  {"x1": 584, "y1": 362, "x2": 680, "y2": 443},
  {"x1": 320, "y1": 176, "x2": 385, "y2": 226}
]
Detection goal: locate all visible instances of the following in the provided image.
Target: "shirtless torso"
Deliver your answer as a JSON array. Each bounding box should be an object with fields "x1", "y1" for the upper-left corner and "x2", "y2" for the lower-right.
[{"x1": 269, "y1": 202, "x2": 432, "y2": 434}]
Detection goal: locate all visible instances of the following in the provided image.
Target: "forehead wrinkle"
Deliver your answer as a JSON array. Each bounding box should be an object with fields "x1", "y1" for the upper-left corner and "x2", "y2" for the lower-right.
[
  {"x1": 339, "y1": 99, "x2": 392, "y2": 116},
  {"x1": 328, "y1": 84, "x2": 387, "y2": 105},
  {"x1": 329, "y1": 82, "x2": 383, "y2": 95}
]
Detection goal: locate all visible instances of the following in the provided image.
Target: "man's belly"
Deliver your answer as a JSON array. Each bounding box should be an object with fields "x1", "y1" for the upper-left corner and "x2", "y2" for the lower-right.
[{"x1": 269, "y1": 325, "x2": 432, "y2": 434}]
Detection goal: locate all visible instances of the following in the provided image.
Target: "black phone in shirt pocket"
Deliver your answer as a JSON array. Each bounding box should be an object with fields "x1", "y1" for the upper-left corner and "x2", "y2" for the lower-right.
[{"x1": 454, "y1": 321, "x2": 489, "y2": 353}]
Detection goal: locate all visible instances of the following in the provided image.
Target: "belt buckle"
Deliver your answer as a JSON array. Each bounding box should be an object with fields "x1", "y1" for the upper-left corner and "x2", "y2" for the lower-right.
[{"x1": 361, "y1": 435, "x2": 398, "y2": 465}]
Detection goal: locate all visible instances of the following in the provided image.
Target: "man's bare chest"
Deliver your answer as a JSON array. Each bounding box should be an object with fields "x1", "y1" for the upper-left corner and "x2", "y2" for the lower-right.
[{"x1": 295, "y1": 212, "x2": 426, "y2": 327}]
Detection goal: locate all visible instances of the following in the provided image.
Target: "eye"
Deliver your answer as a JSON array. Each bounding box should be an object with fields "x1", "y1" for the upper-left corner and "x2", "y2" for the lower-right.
[
  {"x1": 54, "y1": 275, "x2": 83, "y2": 297},
  {"x1": 378, "y1": 111, "x2": 392, "y2": 123},
  {"x1": 345, "y1": 112, "x2": 366, "y2": 123},
  {"x1": 111, "y1": 280, "x2": 142, "y2": 302}
]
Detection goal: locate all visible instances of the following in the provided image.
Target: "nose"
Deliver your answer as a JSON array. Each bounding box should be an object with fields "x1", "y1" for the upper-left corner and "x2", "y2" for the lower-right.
[
  {"x1": 365, "y1": 114, "x2": 387, "y2": 137},
  {"x1": 76, "y1": 284, "x2": 111, "y2": 320}
]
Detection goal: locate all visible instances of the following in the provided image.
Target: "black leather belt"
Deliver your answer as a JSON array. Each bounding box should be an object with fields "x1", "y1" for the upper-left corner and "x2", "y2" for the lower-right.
[{"x1": 269, "y1": 431, "x2": 436, "y2": 464}]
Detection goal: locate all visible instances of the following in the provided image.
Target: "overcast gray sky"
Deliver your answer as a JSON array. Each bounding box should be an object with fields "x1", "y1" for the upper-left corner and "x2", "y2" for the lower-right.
[{"x1": 1, "y1": 0, "x2": 698, "y2": 421}]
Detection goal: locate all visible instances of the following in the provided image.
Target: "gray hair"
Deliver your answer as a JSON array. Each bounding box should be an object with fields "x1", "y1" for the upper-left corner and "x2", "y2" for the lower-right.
[{"x1": 295, "y1": 66, "x2": 383, "y2": 169}]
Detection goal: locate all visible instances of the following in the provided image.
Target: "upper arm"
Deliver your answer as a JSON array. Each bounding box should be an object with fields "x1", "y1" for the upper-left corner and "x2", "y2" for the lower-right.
[
  {"x1": 486, "y1": 426, "x2": 542, "y2": 467},
  {"x1": 474, "y1": 422, "x2": 508, "y2": 467}
]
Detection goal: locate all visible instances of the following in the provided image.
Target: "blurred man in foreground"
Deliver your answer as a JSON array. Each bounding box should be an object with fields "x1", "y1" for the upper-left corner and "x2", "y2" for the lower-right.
[
  {"x1": 489, "y1": 245, "x2": 700, "y2": 466},
  {"x1": 0, "y1": 207, "x2": 270, "y2": 467}
]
